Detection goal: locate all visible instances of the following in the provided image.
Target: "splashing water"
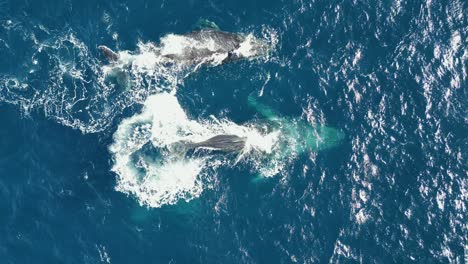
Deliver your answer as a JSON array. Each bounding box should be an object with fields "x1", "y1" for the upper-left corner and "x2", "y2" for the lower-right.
[
  {"x1": 105, "y1": 28, "x2": 277, "y2": 90},
  {"x1": 109, "y1": 92, "x2": 343, "y2": 207},
  {"x1": 109, "y1": 93, "x2": 276, "y2": 207}
]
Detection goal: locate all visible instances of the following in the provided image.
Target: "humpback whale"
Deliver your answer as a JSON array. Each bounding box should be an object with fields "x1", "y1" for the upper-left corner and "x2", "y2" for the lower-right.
[
  {"x1": 171, "y1": 134, "x2": 247, "y2": 156},
  {"x1": 168, "y1": 95, "x2": 343, "y2": 160},
  {"x1": 185, "y1": 134, "x2": 246, "y2": 153},
  {"x1": 99, "y1": 29, "x2": 268, "y2": 64}
]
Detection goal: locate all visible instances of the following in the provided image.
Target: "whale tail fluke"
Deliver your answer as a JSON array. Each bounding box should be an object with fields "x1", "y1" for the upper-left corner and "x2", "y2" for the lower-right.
[{"x1": 98, "y1": 45, "x2": 119, "y2": 62}]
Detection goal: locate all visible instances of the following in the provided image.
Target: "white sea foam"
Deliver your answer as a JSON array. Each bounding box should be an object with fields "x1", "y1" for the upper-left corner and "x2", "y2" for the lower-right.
[
  {"x1": 109, "y1": 93, "x2": 281, "y2": 207},
  {"x1": 159, "y1": 34, "x2": 223, "y2": 58}
]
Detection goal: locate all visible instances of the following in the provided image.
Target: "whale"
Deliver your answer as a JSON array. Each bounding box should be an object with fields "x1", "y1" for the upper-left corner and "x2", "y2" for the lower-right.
[
  {"x1": 99, "y1": 29, "x2": 268, "y2": 64},
  {"x1": 171, "y1": 134, "x2": 247, "y2": 155},
  {"x1": 168, "y1": 95, "x2": 343, "y2": 161}
]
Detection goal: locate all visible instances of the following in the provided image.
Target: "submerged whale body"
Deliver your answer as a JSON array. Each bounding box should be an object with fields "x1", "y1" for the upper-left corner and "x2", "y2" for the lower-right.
[
  {"x1": 166, "y1": 94, "x2": 344, "y2": 161},
  {"x1": 99, "y1": 29, "x2": 267, "y2": 64}
]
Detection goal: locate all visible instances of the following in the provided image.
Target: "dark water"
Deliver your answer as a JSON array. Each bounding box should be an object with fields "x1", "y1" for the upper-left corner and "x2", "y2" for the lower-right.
[{"x1": 0, "y1": 0, "x2": 467, "y2": 263}]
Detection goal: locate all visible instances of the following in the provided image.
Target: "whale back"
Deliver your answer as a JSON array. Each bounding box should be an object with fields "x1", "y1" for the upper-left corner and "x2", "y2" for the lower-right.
[
  {"x1": 186, "y1": 30, "x2": 245, "y2": 52},
  {"x1": 170, "y1": 134, "x2": 246, "y2": 156}
]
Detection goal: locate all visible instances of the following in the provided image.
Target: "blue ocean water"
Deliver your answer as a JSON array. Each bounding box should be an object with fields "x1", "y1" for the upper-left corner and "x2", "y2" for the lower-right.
[{"x1": 0, "y1": 0, "x2": 467, "y2": 263}]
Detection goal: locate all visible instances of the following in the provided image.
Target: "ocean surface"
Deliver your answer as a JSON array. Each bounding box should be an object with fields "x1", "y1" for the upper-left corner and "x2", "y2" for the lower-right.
[{"x1": 0, "y1": 0, "x2": 466, "y2": 263}]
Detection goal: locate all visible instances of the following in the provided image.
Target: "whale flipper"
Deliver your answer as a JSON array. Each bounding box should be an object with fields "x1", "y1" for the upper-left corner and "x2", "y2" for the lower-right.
[{"x1": 98, "y1": 45, "x2": 119, "y2": 62}]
